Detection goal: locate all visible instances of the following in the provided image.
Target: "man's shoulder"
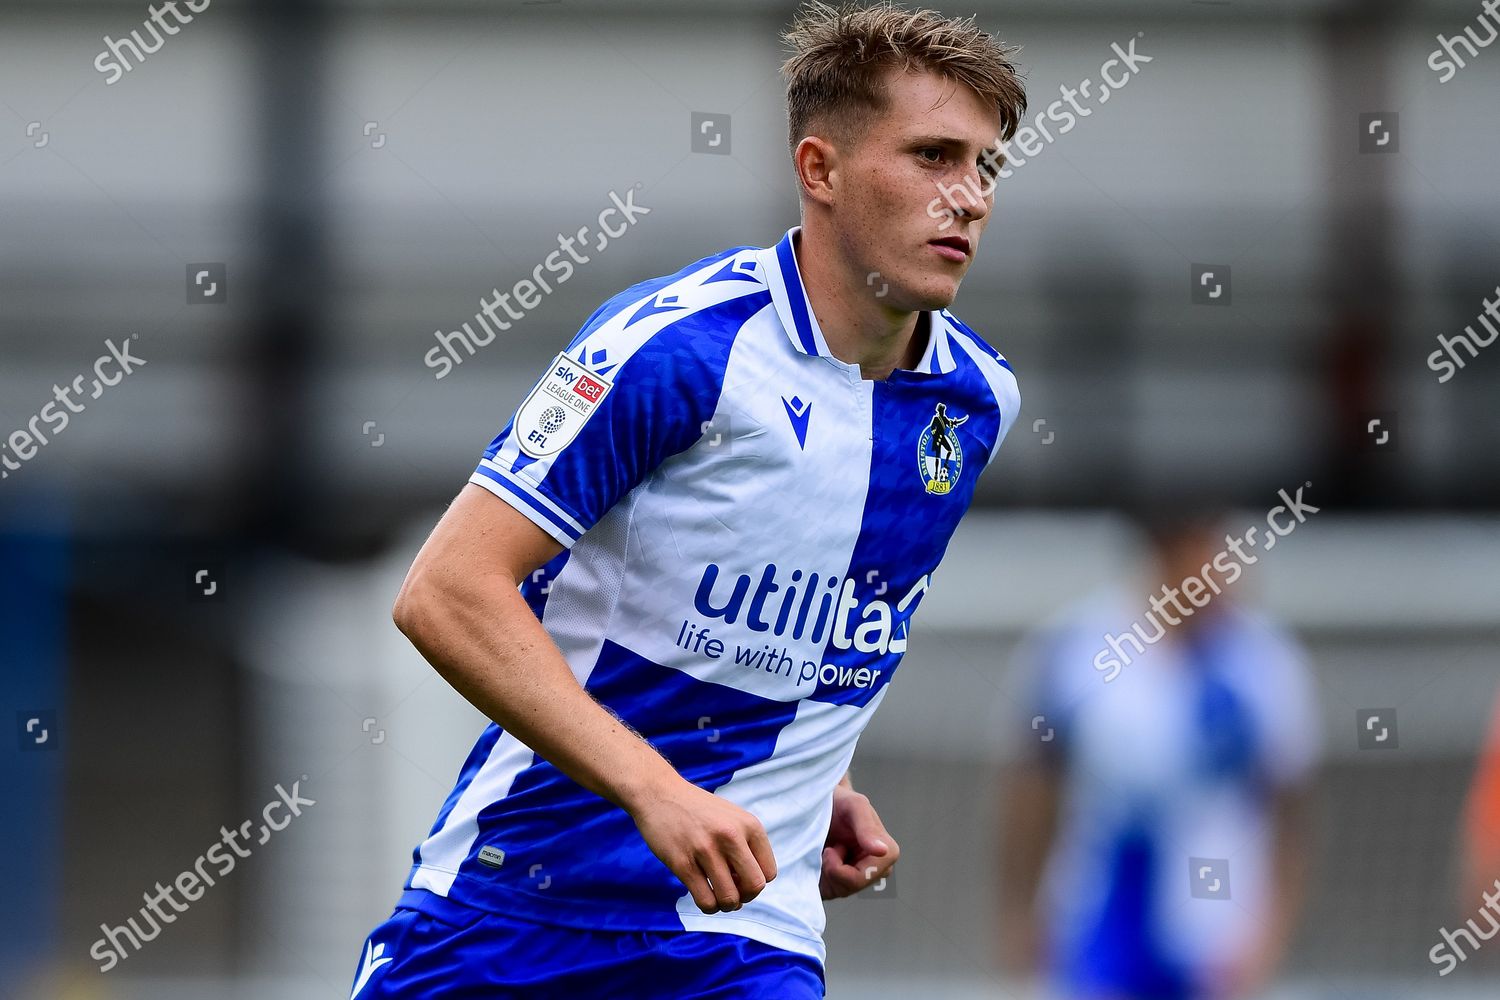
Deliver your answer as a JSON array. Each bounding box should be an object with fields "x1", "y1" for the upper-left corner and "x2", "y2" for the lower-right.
[
  {"x1": 582, "y1": 244, "x2": 768, "y2": 329},
  {"x1": 936, "y1": 309, "x2": 1020, "y2": 421},
  {"x1": 573, "y1": 243, "x2": 769, "y2": 348},
  {"x1": 939, "y1": 309, "x2": 1015, "y2": 376}
]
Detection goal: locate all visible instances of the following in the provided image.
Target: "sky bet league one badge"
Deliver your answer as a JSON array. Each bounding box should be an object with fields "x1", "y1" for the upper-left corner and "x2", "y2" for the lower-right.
[
  {"x1": 918, "y1": 402, "x2": 968, "y2": 495},
  {"x1": 515, "y1": 352, "x2": 615, "y2": 459}
]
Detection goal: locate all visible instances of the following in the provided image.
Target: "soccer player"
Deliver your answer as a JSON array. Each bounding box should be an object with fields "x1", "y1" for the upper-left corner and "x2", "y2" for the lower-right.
[
  {"x1": 999, "y1": 513, "x2": 1320, "y2": 1000},
  {"x1": 351, "y1": 3, "x2": 1025, "y2": 996}
]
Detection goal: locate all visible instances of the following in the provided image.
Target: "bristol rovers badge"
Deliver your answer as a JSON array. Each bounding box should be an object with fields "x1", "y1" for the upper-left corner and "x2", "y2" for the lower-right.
[{"x1": 917, "y1": 402, "x2": 969, "y2": 495}]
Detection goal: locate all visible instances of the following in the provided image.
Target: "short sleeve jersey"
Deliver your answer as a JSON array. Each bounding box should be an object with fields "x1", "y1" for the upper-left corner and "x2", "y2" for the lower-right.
[
  {"x1": 407, "y1": 227, "x2": 1022, "y2": 963},
  {"x1": 1019, "y1": 593, "x2": 1319, "y2": 995}
]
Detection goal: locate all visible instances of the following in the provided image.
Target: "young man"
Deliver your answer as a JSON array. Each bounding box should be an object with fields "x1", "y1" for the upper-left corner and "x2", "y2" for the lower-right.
[{"x1": 352, "y1": 3, "x2": 1025, "y2": 996}]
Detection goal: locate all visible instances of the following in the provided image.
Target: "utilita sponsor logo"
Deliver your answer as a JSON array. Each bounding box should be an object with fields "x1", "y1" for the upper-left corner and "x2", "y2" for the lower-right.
[{"x1": 692, "y1": 562, "x2": 929, "y2": 655}]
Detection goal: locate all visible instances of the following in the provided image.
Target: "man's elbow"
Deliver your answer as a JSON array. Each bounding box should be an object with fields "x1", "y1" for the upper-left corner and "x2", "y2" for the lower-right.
[
  {"x1": 391, "y1": 529, "x2": 531, "y2": 646},
  {"x1": 392, "y1": 564, "x2": 442, "y2": 643}
]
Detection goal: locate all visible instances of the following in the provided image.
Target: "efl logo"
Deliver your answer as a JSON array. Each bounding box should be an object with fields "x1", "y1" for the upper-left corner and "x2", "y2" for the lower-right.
[
  {"x1": 572, "y1": 374, "x2": 606, "y2": 403},
  {"x1": 514, "y1": 351, "x2": 614, "y2": 458}
]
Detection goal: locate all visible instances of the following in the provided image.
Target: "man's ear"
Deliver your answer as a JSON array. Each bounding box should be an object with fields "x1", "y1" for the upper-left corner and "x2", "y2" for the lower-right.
[{"x1": 793, "y1": 134, "x2": 838, "y2": 208}]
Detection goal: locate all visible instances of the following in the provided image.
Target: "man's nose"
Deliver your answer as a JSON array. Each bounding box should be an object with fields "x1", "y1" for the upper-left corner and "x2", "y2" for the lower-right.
[{"x1": 952, "y1": 178, "x2": 989, "y2": 223}]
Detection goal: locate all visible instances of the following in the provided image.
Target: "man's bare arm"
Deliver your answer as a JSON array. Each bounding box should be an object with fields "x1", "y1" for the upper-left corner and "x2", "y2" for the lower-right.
[
  {"x1": 998, "y1": 757, "x2": 1062, "y2": 975},
  {"x1": 1249, "y1": 785, "x2": 1314, "y2": 984},
  {"x1": 392, "y1": 483, "x2": 776, "y2": 913}
]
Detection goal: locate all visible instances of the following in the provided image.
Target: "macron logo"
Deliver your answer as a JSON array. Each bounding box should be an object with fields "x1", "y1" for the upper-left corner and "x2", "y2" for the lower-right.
[
  {"x1": 781, "y1": 395, "x2": 812, "y2": 450},
  {"x1": 350, "y1": 940, "x2": 394, "y2": 999}
]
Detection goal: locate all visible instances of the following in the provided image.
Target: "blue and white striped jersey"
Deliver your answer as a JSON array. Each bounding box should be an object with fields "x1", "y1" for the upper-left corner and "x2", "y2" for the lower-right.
[
  {"x1": 1020, "y1": 594, "x2": 1319, "y2": 997},
  {"x1": 406, "y1": 226, "x2": 1021, "y2": 964}
]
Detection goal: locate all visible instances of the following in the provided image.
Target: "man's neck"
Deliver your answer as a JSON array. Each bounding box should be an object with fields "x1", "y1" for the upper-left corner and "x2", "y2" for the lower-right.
[{"x1": 793, "y1": 227, "x2": 927, "y2": 381}]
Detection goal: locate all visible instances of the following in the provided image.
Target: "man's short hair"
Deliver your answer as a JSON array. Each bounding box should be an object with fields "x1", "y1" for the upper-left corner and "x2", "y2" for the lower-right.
[{"x1": 780, "y1": 1, "x2": 1027, "y2": 155}]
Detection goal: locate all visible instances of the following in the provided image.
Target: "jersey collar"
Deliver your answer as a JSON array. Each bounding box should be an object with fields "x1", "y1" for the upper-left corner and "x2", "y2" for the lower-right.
[
  {"x1": 754, "y1": 226, "x2": 957, "y2": 375},
  {"x1": 756, "y1": 227, "x2": 832, "y2": 359}
]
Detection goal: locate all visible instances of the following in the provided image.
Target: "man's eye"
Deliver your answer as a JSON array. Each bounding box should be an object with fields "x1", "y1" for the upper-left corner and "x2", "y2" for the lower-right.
[{"x1": 918, "y1": 148, "x2": 943, "y2": 163}]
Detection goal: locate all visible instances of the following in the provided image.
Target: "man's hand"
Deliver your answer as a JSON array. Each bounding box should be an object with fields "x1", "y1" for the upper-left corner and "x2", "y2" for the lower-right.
[
  {"x1": 628, "y1": 780, "x2": 778, "y2": 915},
  {"x1": 820, "y1": 783, "x2": 899, "y2": 899}
]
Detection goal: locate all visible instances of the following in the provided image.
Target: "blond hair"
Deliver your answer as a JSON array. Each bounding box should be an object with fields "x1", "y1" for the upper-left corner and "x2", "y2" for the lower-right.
[{"x1": 781, "y1": 1, "x2": 1027, "y2": 154}]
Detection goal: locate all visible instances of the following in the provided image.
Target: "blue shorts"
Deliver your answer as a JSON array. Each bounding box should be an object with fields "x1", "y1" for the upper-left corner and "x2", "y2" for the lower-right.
[{"x1": 350, "y1": 890, "x2": 826, "y2": 999}]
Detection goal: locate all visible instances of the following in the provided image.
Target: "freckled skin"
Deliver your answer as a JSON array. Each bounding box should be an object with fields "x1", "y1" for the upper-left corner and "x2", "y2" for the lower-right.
[{"x1": 793, "y1": 66, "x2": 1004, "y2": 379}]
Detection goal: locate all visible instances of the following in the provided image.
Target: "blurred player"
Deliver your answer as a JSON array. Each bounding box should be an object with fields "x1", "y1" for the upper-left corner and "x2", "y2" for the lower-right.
[
  {"x1": 1000, "y1": 512, "x2": 1320, "y2": 1000},
  {"x1": 351, "y1": 3, "x2": 1027, "y2": 996}
]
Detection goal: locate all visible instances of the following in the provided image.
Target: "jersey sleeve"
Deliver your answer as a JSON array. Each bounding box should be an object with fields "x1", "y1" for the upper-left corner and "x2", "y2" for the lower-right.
[
  {"x1": 469, "y1": 296, "x2": 742, "y2": 548},
  {"x1": 1251, "y1": 625, "x2": 1322, "y2": 788}
]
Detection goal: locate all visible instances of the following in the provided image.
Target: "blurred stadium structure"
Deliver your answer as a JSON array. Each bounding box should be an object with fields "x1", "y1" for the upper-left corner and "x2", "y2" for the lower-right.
[{"x1": 2, "y1": 0, "x2": 1497, "y2": 997}]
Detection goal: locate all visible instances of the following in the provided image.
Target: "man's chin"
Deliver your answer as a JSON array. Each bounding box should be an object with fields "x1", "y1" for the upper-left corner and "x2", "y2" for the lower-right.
[
  {"x1": 904, "y1": 281, "x2": 961, "y2": 312},
  {"x1": 877, "y1": 272, "x2": 961, "y2": 313}
]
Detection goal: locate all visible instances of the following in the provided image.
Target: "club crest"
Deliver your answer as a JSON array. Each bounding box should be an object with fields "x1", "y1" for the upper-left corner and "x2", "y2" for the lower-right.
[{"x1": 917, "y1": 402, "x2": 968, "y2": 495}]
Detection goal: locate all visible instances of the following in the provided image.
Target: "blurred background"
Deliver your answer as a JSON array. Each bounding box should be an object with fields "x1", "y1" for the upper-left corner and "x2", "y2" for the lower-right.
[{"x1": 2, "y1": 0, "x2": 1498, "y2": 996}]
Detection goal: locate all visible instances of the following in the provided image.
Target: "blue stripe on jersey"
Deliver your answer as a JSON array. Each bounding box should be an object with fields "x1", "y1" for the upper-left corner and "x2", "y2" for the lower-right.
[
  {"x1": 472, "y1": 463, "x2": 583, "y2": 543},
  {"x1": 442, "y1": 639, "x2": 799, "y2": 926},
  {"x1": 510, "y1": 290, "x2": 770, "y2": 536},
  {"x1": 807, "y1": 364, "x2": 1004, "y2": 708},
  {"x1": 482, "y1": 246, "x2": 756, "y2": 484},
  {"x1": 564, "y1": 245, "x2": 755, "y2": 355},
  {"x1": 1194, "y1": 666, "x2": 1260, "y2": 783},
  {"x1": 510, "y1": 452, "x2": 539, "y2": 478},
  {"x1": 1065, "y1": 823, "x2": 1191, "y2": 1000},
  {"x1": 520, "y1": 550, "x2": 570, "y2": 621},
  {"x1": 414, "y1": 723, "x2": 507, "y2": 862},
  {"x1": 703, "y1": 256, "x2": 763, "y2": 284},
  {"x1": 942, "y1": 309, "x2": 1016, "y2": 375},
  {"x1": 774, "y1": 236, "x2": 819, "y2": 355}
]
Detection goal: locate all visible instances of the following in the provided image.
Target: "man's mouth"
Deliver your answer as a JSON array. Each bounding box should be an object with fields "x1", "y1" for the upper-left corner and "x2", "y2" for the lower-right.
[{"x1": 928, "y1": 235, "x2": 970, "y2": 262}]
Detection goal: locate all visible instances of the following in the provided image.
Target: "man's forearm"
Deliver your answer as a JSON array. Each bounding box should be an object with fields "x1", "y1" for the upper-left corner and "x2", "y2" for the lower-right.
[
  {"x1": 1264, "y1": 789, "x2": 1312, "y2": 957},
  {"x1": 1001, "y1": 762, "x2": 1060, "y2": 913},
  {"x1": 395, "y1": 565, "x2": 682, "y2": 813}
]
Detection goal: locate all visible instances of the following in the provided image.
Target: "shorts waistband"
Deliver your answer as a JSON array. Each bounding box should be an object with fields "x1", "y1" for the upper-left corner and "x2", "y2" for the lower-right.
[{"x1": 396, "y1": 886, "x2": 493, "y2": 925}]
